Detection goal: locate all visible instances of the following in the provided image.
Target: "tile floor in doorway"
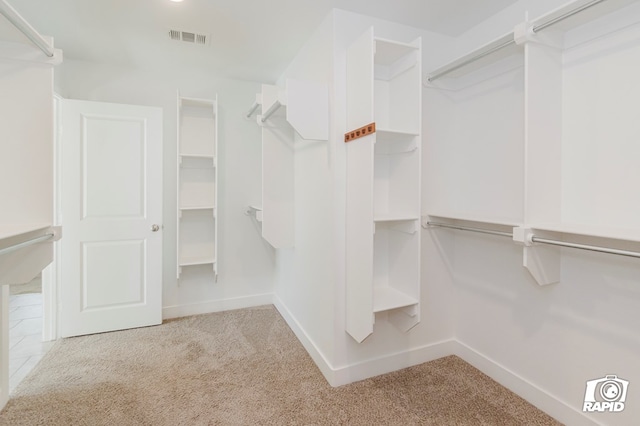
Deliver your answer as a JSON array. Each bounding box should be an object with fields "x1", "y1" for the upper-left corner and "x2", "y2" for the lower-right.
[{"x1": 9, "y1": 293, "x2": 52, "y2": 393}]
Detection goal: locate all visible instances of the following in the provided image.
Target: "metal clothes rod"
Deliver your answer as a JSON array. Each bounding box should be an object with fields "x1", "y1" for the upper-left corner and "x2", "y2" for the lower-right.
[
  {"x1": 427, "y1": 38, "x2": 516, "y2": 82},
  {"x1": 0, "y1": 0, "x2": 54, "y2": 57},
  {"x1": 0, "y1": 233, "x2": 54, "y2": 257},
  {"x1": 260, "y1": 100, "x2": 282, "y2": 123},
  {"x1": 533, "y1": 0, "x2": 607, "y2": 33},
  {"x1": 532, "y1": 236, "x2": 640, "y2": 259},
  {"x1": 428, "y1": 0, "x2": 609, "y2": 82},
  {"x1": 426, "y1": 222, "x2": 513, "y2": 238},
  {"x1": 245, "y1": 102, "x2": 260, "y2": 118}
]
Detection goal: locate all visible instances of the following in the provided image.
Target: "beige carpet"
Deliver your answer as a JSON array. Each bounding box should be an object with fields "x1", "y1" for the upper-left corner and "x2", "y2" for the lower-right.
[{"x1": 0, "y1": 306, "x2": 560, "y2": 425}]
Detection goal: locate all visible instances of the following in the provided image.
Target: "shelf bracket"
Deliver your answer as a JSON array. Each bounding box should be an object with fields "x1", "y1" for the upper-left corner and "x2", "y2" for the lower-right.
[{"x1": 513, "y1": 227, "x2": 560, "y2": 286}]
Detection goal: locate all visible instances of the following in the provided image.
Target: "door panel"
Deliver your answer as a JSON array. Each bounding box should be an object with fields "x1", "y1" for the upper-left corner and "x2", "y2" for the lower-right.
[{"x1": 60, "y1": 100, "x2": 162, "y2": 338}]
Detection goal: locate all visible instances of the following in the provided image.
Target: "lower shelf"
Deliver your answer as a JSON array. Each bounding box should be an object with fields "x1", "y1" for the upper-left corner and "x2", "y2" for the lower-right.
[
  {"x1": 179, "y1": 256, "x2": 216, "y2": 267},
  {"x1": 373, "y1": 286, "x2": 418, "y2": 313}
]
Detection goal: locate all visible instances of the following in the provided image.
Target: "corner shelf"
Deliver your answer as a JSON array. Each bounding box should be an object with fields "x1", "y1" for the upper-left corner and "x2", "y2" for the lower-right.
[{"x1": 176, "y1": 93, "x2": 218, "y2": 280}]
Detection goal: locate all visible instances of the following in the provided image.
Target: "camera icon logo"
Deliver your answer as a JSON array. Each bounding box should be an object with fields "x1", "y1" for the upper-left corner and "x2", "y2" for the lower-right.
[{"x1": 583, "y1": 375, "x2": 629, "y2": 413}]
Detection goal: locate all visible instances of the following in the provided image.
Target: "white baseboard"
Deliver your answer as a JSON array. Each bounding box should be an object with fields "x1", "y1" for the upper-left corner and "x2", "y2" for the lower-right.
[
  {"x1": 272, "y1": 296, "x2": 339, "y2": 385},
  {"x1": 452, "y1": 341, "x2": 597, "y2": 426},
  {"x1": 274, "y1": 297, "x2": 597, "y2": 424},
  {"x1": 330, "y1": 339, "x2": 458, "y2": 387},
  {"x1": 273, "y1": 295, "x2": 456, "y2": 387},
  {"x1": 162, "y1": 293, "x2": 274, "y2": 319}
]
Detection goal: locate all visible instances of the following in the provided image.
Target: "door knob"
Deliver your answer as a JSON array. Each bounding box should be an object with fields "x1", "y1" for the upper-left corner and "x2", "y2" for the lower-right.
[{"x1": 151, "y1": 224, "x2": 160, "y2": 232}]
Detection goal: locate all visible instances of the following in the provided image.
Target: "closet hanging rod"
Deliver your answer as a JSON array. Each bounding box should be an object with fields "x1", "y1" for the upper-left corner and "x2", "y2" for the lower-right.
[
  {"x1": 533, "y1": 0, "x2": 607, "y2": 33},
  {"x1": 428, "y1": 221, "x2": 640, "y2": 259},
  {"x1": 531, "y1": 236, "x2": 640, "y2": 259},
  {"x1": 427, "y1": 38, "x2": 515, "y2": 82},
  {"x1": 0, "y1": 233, "x2": 54, "y2": 257},
  {"x1": 245, "y1": 101, "x2": 260, "y2": 118},
  {"x1": 426, "y1": 222, "x2": 513, "y2": 238},
  {"x1": 260, "y1": 100, "x2": 282, "y2": 123},
  {"x1": 0, "y1": 0, "x2": 54, "y2": 57},
  {"x1": 427, "y1": 0, "x2": 609, "y2": 82}
]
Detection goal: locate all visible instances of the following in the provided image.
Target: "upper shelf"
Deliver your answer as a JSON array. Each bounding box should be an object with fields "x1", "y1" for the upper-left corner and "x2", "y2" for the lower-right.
[
  {"x1": 257, "y1": 79, "x2": 329, "y2": 141},
  {"x1": 426, "y1": 32, "x2": 519, "y2": 82},
  {"x1": 426, "y1": 0, "x2": 638, "y2": 82},
  {"x1": 374, "y1": 37, "x2": 419, "y2": 66},
  {"x1": 181, "y1": 97, "x2": 216, "y2": 109},
  {"x1": 529, "y1": 223, "x2": 640, "y2": 244}
]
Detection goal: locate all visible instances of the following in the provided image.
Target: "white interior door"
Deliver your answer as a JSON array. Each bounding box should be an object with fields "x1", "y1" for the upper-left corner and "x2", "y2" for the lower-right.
[{"x1": 59, "y1": 100, "x2": 163, "y2": 338}]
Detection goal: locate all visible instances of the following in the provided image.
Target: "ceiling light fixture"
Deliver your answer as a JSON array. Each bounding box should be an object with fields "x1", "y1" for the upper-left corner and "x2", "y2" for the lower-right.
[{"x1": 169, "y1": 0, "x2": 184, "y2": 3}]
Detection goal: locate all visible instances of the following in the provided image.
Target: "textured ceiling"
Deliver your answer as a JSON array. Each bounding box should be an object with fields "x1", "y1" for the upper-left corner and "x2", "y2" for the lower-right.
[{"x1": 7, "y1": 0, "x2": 518, "y2": 82}]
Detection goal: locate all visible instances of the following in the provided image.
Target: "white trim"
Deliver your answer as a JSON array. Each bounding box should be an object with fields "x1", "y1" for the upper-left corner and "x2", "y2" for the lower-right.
[
  {"x1": 273, "y1": 296, "x2": 339, "y2": 385},
  {"x1": 162, "y1": 293, "x2": 274, "y2": 319},
  {"x1": 0, "y1": 285, "x2": 9, "y2": 409},
  {"x1": 274, "y1": 297, "x2": 594, "y2": 423},
  {"x1": 330, "y1": 339, "x2": 456, "y2": 387},
  {"x1": 452, "y1": 341, "x2": 597, "y2": 426},
  {"x1": 42, "y1": 93, "x2": 64, "y2": 342},
  {"x1": 273, "y1": 295, "x2": 456, "y2": 387}
]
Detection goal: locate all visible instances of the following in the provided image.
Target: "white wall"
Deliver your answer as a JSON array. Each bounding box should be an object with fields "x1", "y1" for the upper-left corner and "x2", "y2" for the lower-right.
[
  {"x1": 0, "y1": 49, "x2": 53, "y2": 226},
  {"x1": 56, "y1": 60, "x2": 275, "y2": 317},
  {"x1": 428, "y1": 2, "x2": 640, "y2": 425}
]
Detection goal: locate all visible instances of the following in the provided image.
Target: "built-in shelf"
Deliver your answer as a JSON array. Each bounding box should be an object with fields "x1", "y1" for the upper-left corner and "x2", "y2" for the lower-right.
[
  {"x1": 374, "y1": 215, "x2": 419, "y2": 223},
  {"x1": 373, "y1": 286, "x2": 418, "y2": 313},
  {"x1": 426, "y1": 32, "x2": 518, "y2": 82},
  {"x1": 0, "y1": 224, "x2": 51, "y2": 242},
  {"x1": 180, "y1": 206, "x2": 215, "y2": 212},
  {"x1": 530, "y1": 223, "x2": 640, "y2": 243},
  {"x1": 346, "y1": 27, "x2": 421, "y2": 343},
  {"x1": 180, "y1": 153, "x2": 215, "y2": 160},
  {"x1": 178, "y1": 256, "x2": 216, "y2": 267},
  {"x1": 374, "y1": 37, "x2": 419, "y2": 66},
  {"x1": 177, "y1": 92, "x2": 218, "y2": 280},
  {"x1": 427, "y1": 212, "x2": 522, "y2": 228}
]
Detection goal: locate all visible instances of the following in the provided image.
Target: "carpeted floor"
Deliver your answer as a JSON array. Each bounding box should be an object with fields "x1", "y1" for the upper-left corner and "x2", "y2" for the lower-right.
[{"x1": 0, "y1": 306, "x2": 561, "y2": 425}]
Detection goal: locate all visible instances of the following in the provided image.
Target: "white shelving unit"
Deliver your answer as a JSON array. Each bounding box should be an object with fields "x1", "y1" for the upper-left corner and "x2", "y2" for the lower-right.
[
  {"x1": 345, "y1": 27, "x2": 422, "y2": 343},
  {"x1": 424, "y1": 0, "x2": 640, "y2": 286},
  {"x1": 177, "y1": 94, "x2": 218, "y2": 279},
  {"x1": 249, "y1": 79, "x2": 329, "y2": 249}
]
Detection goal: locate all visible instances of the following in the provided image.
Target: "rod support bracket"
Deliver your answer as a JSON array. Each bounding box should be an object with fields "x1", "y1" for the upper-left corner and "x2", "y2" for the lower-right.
[
  {"x1": 514, "y1": 22, "x2": 536, "y2": 46},
  {"x1": 513, "y1": 226, "x2": 535, "y2": 246}
]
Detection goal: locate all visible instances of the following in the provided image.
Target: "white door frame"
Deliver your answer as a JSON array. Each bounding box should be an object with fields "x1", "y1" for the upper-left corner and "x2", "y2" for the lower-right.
[{"x1": 40, "y1": 93, "x2": 64, "y2": 342}]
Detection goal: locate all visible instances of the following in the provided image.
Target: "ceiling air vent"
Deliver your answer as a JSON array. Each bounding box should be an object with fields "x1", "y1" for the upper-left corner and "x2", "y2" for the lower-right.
[{"x1": 168, "y1": 29, "x2": 209, "y2": 46}]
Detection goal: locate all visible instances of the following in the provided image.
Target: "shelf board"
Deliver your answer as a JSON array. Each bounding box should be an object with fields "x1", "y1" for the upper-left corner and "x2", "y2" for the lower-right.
[
  {"x1": 179, "y1": 256, "x2": 216, "y2": 267},
  {"x1": 531, "y1": 0, "x2": 638, "y2": 34},
  {"x1": 180, "y1": 153, "x2": 214, "y2": 159},
  {"x1": 377, "y1": 128, "x2": 420, "y2": 139},
  {"x1": 374, "y1": 214, "x2": 419, "y2": 223},
  {"x1": 373, "y1": 286, "x2": 418, "y2": 313},
  {"x1": 427, "y1": 31, "x2": 520, "y2": 81},
  {"x1": 374, "y1": 37, "x2": 418, "y2": 66},
  {"x1": 0, "y1": 223, "x2": 51, "y2": 241},
  {"x1": 181, "y1": 97, "x2": 216, "y2": 109},
  {"x1": 530, "y1": 223, "x2": 640, "y2": 243},
  {"x1": 427, "y1": 212, "x2": 522, "y2": 228},
  {"x1": 180, "y1": 205, "x2": 215, "y2": 210}
]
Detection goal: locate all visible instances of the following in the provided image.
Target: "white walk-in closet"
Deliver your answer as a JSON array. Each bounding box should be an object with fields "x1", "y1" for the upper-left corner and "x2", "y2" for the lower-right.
[{"x1": 1, "y1": 0, "x2": 639, "y2": 424}]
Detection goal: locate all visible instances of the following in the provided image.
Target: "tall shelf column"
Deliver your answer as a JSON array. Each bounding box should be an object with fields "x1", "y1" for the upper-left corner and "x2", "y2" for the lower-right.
[
  {"x1": 345, "y1": 28, "x2": 422, "y2": 343},
  {"x1": 176, "y1": 95, "x2": 218, "y2": 280}
]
